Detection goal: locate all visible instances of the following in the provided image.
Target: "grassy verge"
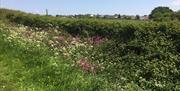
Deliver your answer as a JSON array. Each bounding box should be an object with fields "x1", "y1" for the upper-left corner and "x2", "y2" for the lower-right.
[{"x1": 0, "y1": 23, "x2": 111, "y2": 91}]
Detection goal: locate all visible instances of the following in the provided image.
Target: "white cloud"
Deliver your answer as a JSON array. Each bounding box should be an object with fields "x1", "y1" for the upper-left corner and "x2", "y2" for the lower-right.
[{"x1": 172, "y1": 0, "x2": 180, "y2": 6}]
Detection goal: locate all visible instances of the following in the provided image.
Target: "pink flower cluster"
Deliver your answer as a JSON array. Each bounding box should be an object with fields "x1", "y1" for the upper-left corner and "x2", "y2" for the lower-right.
[
  {"x1": 89, "y1": 36, "x2": 104, "y2": 45},
  {"x1": 78, "y1": 59, "x2": 96, "y2": 74},
  {"x1": 72, "y1": 37, "x2": 80, "y2": 42},
  {"x1": 23, "y1": 31, "x2": 32, "y2": 37},
  {"x1": 53, "y1": 36, "x2": 65, "y2": 42}
]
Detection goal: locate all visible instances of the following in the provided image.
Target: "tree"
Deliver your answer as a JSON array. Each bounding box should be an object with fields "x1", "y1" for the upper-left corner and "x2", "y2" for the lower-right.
[
  {"x1": 149, "y1": 6, "x2": 174, "y2": 21},
  {"x1": 118, "y1": 14, "x2": 121, "y2": 19},
  {"x1": 173, "y1": 10, "x2": 180, "y2": 21},
  {"x1": 135, "y1": 15, "x2": 140, "y2": 20}
]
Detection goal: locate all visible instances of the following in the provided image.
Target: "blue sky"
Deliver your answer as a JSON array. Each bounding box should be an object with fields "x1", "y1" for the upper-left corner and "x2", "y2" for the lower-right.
[{"x1": 1, "y1": 0, "x2": 180, "y2": 15}]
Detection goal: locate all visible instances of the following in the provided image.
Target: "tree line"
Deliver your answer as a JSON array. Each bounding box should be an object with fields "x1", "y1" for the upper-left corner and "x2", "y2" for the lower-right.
[{"x1": 149, "y1": 6, "x2": 180, "y2": 21}]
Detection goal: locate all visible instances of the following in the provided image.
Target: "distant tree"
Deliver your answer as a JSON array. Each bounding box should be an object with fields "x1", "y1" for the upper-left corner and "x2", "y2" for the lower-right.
[
  {"x1": 149, "y1": 6, "x2": 174, "y2": 21},
  {"x1": 173, "y1": 10, "x2": 180, "y2": 20},
  {"x1": 135, "y1": 15, "x2": 140, "y2": 20},
  {"x1": 118, "y1": 14, "x2": 121, "y2": 19},
  {"x1": 96, "y1": 14, "x2": 100, "y2": 18},
  {"x1": 56, "y1": 15, "x2": 60, "y2": 17}
]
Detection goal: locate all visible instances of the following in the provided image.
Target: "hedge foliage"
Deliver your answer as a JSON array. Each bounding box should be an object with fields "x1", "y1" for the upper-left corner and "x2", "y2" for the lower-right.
[{"x1": 6, "y1": 12, "x2": 180, "y2": 37}]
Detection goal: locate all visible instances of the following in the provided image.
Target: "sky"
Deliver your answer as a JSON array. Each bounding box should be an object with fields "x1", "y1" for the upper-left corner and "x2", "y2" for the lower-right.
[{"x1": 0, "y1": 0, "x2": 180, "y2": 15}]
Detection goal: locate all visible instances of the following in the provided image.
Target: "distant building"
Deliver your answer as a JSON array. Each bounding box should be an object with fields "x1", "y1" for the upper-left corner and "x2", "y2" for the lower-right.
[
  {"x1": 90, "y1": 14, "x2": 95, "y2": 17},
  {"x1": 56, "y1": 14, "x2": 149, "y2": 20},
  {"x1": 140, "y1": 15, "x2": 149, "y2": 20},
  {"x1": 96, "y1": 14, "x2": 104, "y2": 18},
  {"x1": 130, "y1": 16, "x2": 136, "y2": 19},
  {"x1": 103, "y1": 15, "x2": 115, "y2": 19},
  {"x1": 121, "y1": 15, "x2": 135, "y2": 19},
  {"x1": 114, "y1": 14, "x2": 120, "y2": 19},
  {"x1": 85, "y1": 14, "x2": 95, "y2": 17}
]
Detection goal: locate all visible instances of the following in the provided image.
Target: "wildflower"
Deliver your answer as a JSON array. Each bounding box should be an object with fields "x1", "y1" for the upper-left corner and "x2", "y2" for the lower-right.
[
  {"x1": 62, "y1": 47, "x2": 66, "y2": 51},
  {"x1": 72, "y1": 37, "x2": 80, "y2": 42},
  {"x1": 63, "y1": 52, "x2": 69, "y2": 57},
  {"x1": 36, "y1": 44, "x2": 40, "y2": 47},
  {"x1": 90, "y1": 45, "x2": 94, "y2": 48},
  {"x1": 48, "y1": 40, "x2": 54, "y2": 44},
  {"x1": 77, "y1": 58, "x2": 96, "y2": 74},
  {"x1": 23, "y1": 31, "x2": 32, "y2": 37},
  {"x1": 56, "y1": 36, "x2": 64, "y2": 41},
  {"x1": 71, "y1": 40, "x2": 77, "y2": 45},
  {"x1": 90, "y1": 36, "x2": 104, "y2": 45},
  {"x1": 54, "y1": 52, "x2": 59, "y2": 56},
  {"x1": 79, "y1": 43, "x2": 86, "y2": 47},
  {"x1": 52, "y1": 62, "x2": 58, "y2": 67}
]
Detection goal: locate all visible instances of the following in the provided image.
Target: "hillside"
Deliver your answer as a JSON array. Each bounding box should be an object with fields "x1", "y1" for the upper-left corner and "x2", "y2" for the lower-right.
[{"x1": 0, "y1": 9, "x2": 180, "y2": 91}]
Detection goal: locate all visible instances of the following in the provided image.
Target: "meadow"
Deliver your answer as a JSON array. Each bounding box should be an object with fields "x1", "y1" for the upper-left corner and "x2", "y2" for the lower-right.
[{"x1": 0, "y1": 9, "x2": 180, "y2": 91}]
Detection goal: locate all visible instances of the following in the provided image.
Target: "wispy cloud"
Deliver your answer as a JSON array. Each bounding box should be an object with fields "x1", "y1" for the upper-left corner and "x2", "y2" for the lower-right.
[{"x1": 172, "y1": 0, "x2": 180, "y2": 6}]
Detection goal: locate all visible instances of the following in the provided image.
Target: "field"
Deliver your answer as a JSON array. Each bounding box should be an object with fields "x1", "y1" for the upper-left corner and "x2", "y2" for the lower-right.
[{"x1": 0, "y1": 9, "x2": 180, "y2": 91}]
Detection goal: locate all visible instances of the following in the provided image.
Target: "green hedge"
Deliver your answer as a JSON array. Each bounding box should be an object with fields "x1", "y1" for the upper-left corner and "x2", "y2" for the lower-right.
[
  {"x1": 6, "y1": 13, "x2": 180, "y2": 38},
  {"x1": 5, "y1": 13, "x2": 142, "y2": 37}
]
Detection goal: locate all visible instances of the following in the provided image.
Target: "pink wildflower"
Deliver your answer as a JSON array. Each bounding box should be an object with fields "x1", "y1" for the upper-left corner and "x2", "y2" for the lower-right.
[
  {"x1": 90, "y1": 36, "x2": 104, "y2": 45},
  {"x1": 78, "y1": 59, "x2": 96, "y2": 74},
  {"x1": 53, "y1": 36, "x2": 65, "y2": 42}
]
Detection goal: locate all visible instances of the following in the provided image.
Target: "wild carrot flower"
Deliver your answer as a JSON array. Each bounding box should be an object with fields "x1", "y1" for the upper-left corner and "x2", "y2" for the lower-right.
[
  {"x1": 48, "y1": 40, "x2": 54, "y2": 47},
  {"x1": 53, "y1": 36, "x2": 64, "y2": 42}
]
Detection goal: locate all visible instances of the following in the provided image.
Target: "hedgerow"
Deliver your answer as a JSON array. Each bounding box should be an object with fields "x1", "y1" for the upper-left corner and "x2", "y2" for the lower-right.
[{"x1": 1, "y1": 9, "x2": 180, "y2": 90}]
